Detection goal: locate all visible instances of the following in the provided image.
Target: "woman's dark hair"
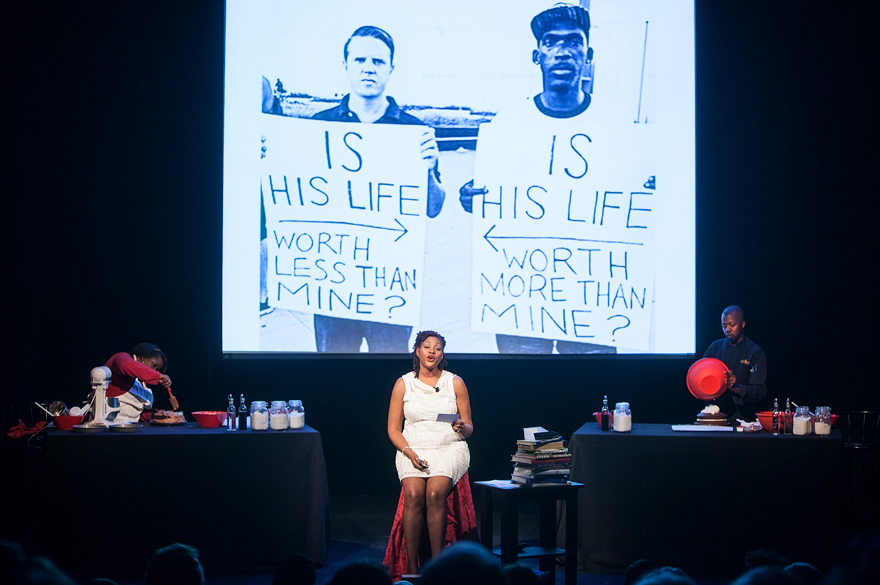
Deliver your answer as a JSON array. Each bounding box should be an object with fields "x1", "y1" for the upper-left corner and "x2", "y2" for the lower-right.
[
  {"x1": 412, "y1": 330, "x2": 447, "y2": 378},
  {"x1": 131, "y1": 342, "x2": 168, "y2": 373},
  {"x1": 344, "y1": 26, "x2": 395, "y2": 63}
]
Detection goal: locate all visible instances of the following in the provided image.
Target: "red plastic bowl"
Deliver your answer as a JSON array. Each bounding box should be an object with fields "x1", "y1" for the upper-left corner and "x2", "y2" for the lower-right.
[
  {"x1": 192, "y1": 411, "x2": 227, "y2": 428},
  {"x1": 686, "y1": 358, "x2": 729, "y2": 400},
  {"x1": 52, "y1": 415, "x2": 85, "y2": 430},
  {"x1": 756, "y1": 411, "x2": 838, "y2": 432}
]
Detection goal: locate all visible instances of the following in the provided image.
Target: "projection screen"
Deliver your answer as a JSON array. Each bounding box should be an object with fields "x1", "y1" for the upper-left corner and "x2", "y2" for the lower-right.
[{"x1": 223, "y1": 0, "x2": 695, "y2": 355}]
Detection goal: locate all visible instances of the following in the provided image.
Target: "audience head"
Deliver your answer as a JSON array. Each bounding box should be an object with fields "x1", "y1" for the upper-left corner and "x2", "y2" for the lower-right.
[
  {"x1": 634, "y1": 566, "x2": 695, "y2": 585},
  {"x1": 783, "y1": 563, "x2": 822, "y2": 585},
  {"x1": 502, "y1": 563, "x2": 540, "y2": 585},
  {"x1": 420, "y1": 542, "x2": 504, "y2": 585},
  {"x1": 0, "y1": 541, "x2": 76, "y2": 585},
  {"x1": 273, "y1": 554, "x2": 317, "y2": 585},
  {"x1": 0, "y1": 540, "x2": 26, "y2": 576},
  {"x1": 326, "y1": 561, "x2": 392, "y2": 585},
  {"x1": 823, "y1": 534, "x2": 880, "y2": 585},
  {"x1": 83, "y1": 580, "x2": 119, "y2": 585},
  {"x1": 731, "y1": 566, "x2": 801, "y2": 585},
  {"x1": 625, "y1": 559, "x2": 660, "y2": 585},
  {"x1": 145, "y1": 543, "x2": 204, "y2": 585},
  {"x1": 12, "y1": 556, "x2": 76, "y2": 585},
  {"x1": 745, "y1": 549, "x2": 788, "y2": 569}
]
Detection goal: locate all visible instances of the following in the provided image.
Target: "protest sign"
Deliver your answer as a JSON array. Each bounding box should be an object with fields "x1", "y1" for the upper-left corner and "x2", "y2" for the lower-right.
[
  {"x1": 261, "y1": 116, "x2": 427, "y2": 325},
  {"x1": 471, "y1": 113, "x2": 660, "y2": 350}
]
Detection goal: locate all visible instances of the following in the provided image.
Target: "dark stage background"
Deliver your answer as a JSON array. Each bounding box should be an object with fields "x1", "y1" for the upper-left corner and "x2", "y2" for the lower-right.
[{"x1": 4, "y1": 0, "x2": 876, "y2": 504}]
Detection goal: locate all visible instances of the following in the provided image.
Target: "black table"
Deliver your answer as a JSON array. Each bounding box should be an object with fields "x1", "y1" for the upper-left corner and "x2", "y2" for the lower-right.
[
  {"x1": 568, "y1": 423, "x2": 845, "y2": 575},
  {"x1": 43, "y1": 423, "x2": 329, "y2": 577},
  {"x1": 475, "y1": 480, "x2": 582, "y2": 585}
]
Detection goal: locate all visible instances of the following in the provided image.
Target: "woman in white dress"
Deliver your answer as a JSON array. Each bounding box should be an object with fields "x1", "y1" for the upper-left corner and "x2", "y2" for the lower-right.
[{"x1": 387, "y1": 330, "x2": 473, "y2": 574}]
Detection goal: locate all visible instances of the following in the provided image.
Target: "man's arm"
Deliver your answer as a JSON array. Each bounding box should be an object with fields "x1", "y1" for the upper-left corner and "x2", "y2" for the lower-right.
[
  {"x1": 730, "y1": 350, "x2": 767, "y2": 403},
  {"x1": 420, "y1": 128, "x2": 445, "y2": 218},
  {"x1": 427, "y1": 167, "x2": 445, "y2": 218},
  {"x1": 458, "y1": 180, "x2": 487, "y2": 214}
]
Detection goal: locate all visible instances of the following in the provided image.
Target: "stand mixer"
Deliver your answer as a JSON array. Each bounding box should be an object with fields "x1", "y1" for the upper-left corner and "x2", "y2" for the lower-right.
[{"x1": 85, "y1": 366, "x2": 119, "y2": 426}]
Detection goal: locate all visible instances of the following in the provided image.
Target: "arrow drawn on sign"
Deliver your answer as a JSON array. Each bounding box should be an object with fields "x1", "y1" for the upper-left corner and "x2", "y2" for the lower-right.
[
  {"x1": 482, "y1": 224, "x2": 644, "y2": 252},
  {"x1": 279, "y1": 218, "x2": 409, "y2": 242}
]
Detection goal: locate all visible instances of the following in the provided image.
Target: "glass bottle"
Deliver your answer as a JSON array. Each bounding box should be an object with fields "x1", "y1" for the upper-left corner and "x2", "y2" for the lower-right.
[
  {"x1": 250, "y1": 401, "x2": 269, "y2": 431},
  {"x1": 238, "y1": 394, "x2": 248, "y2": 431},
  {"x1": 600, "y1": 395, "x2": 610, "y2": 432},
  {"x1": 784, "y1": 398, "x2": 793, "y2": 435},
  {"x1": 793, "y1": 406, "x2": 812, "y2": 435},
  {"x1": 226, "y1": 394, "x2": 237, "y2": 431},
  {"x1": 772, "y1": 398, "x2": 780, "y2": 436},
  {"x1": 612, "y1": 402, "x2": 632, "y2": 432},
  {"x1": 288, "y1": 400, "x2": 305, "y2": 429},
  {"x1": 814, "y1": 406, "x2": 832, "y2": 435},
  {"x1": 270, "y1": 400, "x2": 289, "y2": 430}
]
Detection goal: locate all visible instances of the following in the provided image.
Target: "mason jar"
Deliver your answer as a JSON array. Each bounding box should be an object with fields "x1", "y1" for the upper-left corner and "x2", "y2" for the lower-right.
[
  {"x1": 288, "y1": 400, "x2": 305, "y2": 429},
  {"x1": 250, "y1": 401, "x2": 269, "y2": 431},
  {"x1": 613, "y1": 402, "x2": 632, "y2": 432},
  {"x1": 814, "y1": 406, "x2": 832, "y2": 436},
  {"x1": 270, "y1": 400, "x2": 289, "y2": 430},
  {"x1": 792, "y1": 406, "x2": 812, "y2": 436}
]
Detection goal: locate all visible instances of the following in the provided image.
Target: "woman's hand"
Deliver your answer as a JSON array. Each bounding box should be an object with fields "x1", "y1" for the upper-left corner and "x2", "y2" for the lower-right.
[
  {"x1": 404, "y1": 447, "x2": 428, "y2": 470},
  {"x1": 452, "y1": 419, "x2": 466, "y2": 433}
]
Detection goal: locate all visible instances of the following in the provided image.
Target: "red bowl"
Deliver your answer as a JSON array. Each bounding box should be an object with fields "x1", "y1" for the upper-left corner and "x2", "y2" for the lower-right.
[
  {"x1": 192, "y1": 411, "x2": 227, "y2": 428},
  {"x1": 52, "y1": 415, "x2": 85, "y2": 430},
  {"x1": 755, "y1": 411, "x2": 776, "y2": 432},
  {"x1": 686, "y1": 358, "x2": 729, "y2": 400}
]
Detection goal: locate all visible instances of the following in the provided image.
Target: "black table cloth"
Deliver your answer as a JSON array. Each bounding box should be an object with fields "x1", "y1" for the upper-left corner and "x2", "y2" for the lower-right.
[
  {"x1": 43, "y1": 423, "x2": 329, "y2": 576},
  {"x1": 569, "y1": 423, "x2": 845, "y2": 575}
]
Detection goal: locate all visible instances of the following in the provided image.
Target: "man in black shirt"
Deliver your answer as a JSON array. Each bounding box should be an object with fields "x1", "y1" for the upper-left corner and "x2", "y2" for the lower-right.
[
  {"x1": 459, "y1": 3, "x2": 611, "y2": 354},
  {"x1": 702, "y1": 305, "x2": 767, "y2": 421}
]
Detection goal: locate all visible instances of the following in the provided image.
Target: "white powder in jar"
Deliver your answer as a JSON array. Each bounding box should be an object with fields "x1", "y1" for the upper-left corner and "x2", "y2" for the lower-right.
[
  {"x1": 613, "y1": 412, "x2": 632, "y2": 432},
  {"x1": 270, "y1": 413, "x2": 289, "y2": 430},
  {"x1": 289, "y1": 412, "x2": 304, "y2": 429},
  {"x1": 793, "y1": 416, "x2": 811, "y2": 435},
  {"x1": 251, "y1": 411, "x2": 269, "y2": 430},
  {"x1": 814, "y1": 421, "x2": 831, "y2": 435}
]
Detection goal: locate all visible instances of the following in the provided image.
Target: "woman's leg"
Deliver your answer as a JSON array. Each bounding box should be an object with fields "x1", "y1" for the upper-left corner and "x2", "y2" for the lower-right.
[
  {"x1": 401, "y1": 477, "x2": 427, "y2": 574},
  {"x1": 425, "y1": 476, "x2": 454, "y2": 559}
]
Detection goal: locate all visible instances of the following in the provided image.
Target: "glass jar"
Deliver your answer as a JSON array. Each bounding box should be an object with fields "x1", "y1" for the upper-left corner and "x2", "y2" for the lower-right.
[
  {"x1": 270, "y1": 401, "x2": 289, "y2": 430},
  {"x1": 250, "y1": 401, "x2": 269, "y2": 431},
  {"x1": 288, "y1": 400, "x2": 305, "y2": 429},
  {"x1": 613, "y1": 402, "x2": 632, "y2": 432},
  {"x1": 814, "y1": 406, "x2": 832, "y2": 436},
  {"x1": 793, "y1": 406, "x2": 812, "y2": 436}
]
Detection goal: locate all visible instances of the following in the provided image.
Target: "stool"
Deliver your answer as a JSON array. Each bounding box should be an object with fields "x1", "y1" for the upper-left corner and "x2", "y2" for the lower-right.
[
  {"x1": 383, "y1": 471, "x2": 479, "y2": 580},
  {"x1": 840, "y1": 411, "x2": 880, "y2": 516},
  {"x1": 474, "y1": 481, "x2": 582, "y2": 585}
]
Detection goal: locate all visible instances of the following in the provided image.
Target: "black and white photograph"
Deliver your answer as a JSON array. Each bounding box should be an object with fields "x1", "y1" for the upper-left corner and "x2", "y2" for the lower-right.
[{"x1": 224, "y1": 0, "x2": 695, "y2": 354}]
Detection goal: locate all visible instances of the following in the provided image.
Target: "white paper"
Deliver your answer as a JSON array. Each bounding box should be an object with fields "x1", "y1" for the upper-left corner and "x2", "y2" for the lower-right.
[
  {"x1": 436, "y1": 413, "x2": 458, "y2": 423},
  {"x1": 523, "y1": 426, "x2": 549, "y2": 441}
]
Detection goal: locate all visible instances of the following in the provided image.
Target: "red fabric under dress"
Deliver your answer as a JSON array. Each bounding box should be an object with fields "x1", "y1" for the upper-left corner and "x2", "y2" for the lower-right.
[{"x1": 383, "y1": 471, "x2": 479, "y2": 580}]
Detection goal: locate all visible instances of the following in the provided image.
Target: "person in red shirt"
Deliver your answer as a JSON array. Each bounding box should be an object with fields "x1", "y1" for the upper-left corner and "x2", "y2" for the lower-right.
[{"x1": 105, "y1": 342, "x2": 174, "y2": 422}]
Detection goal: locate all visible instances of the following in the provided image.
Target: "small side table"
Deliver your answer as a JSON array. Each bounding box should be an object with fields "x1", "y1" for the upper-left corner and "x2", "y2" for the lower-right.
[{"x1": 474, "y1": 481, "x2": 583, "y2": 585}]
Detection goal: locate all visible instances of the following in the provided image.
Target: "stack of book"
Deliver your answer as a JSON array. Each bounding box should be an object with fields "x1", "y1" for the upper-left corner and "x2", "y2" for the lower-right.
[{"x1": 510, "y1": 430, "x2": 571, "y2": 486}]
